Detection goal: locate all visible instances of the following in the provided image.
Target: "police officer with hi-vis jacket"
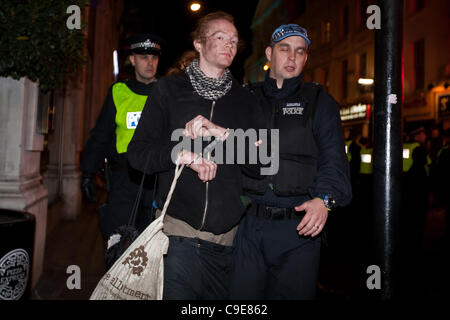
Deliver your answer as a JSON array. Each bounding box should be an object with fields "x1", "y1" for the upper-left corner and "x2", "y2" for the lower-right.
[{"x1": 80, "y1": 33, "x2": 163, "y2": 240}]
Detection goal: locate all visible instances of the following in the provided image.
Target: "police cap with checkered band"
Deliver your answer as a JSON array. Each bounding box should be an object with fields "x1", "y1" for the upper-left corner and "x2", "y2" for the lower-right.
[{"x1": 128, "y1": 33, "x2": 163, "y2": 55}]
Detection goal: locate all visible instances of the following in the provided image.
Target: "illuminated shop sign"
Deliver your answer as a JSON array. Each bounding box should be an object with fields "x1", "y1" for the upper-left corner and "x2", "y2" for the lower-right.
[
  {"x1": 340, "y1": 103, "x2": 371, "y2": 121},
  {"x1": 438, "y1": 93, "x2": 449, "y2": 118}
]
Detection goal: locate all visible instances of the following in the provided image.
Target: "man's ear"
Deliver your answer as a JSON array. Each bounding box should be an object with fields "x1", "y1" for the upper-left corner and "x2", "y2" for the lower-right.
[
  {"x1": 129, "y1": 54, "x2": 136, "y2": 67},
  {"x1": 193, "y1": 39, "x2": 202, "y2": 53},
  {"x1": 265, "y1": 46, "x2": 272, "y2": 62}
]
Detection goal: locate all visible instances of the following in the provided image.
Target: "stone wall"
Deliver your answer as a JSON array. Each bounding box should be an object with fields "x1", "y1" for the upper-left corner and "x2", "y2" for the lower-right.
[{"x1": 0, "y1": 77, "x2": 48, "y2": 288}]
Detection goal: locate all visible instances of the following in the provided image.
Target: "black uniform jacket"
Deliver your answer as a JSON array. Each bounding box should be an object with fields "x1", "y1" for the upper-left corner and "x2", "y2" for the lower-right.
[
  {"x1": 81, "y1": 78, "x2": 154, "y2": 175},
  {"x1": 128, "y1": 72, "x2": 266, "y2": 234},
  {"x1": 243, "y1": 74, "x2": 352, "y2": 208}
]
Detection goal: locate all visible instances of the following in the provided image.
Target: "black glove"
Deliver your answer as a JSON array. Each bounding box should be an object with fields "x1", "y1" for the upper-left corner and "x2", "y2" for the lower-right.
[{"x1": 81, "y1": 174, "x2": 97, "y2": 203}]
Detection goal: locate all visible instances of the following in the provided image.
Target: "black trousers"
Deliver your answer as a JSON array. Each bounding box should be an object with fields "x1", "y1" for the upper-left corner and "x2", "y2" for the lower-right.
[
  {"x1": 229, "y1": 214, "x2": 321, "y2": 300},
  {"x1": 163, "y1": 236, "x2": 234, "y2": 300},
  {"x1": 98, "y1": 167, "x2": 153, "y2": 240}
]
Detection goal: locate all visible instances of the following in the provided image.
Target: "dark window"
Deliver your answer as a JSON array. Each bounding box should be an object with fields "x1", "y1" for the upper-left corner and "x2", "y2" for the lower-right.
[
  {"x1": 356, "y1": 0, "x2": 362, "y2": 30},
  {"x1": 416, "y1": 0, "x2": 425, "y2": 10},
  {"x1": 326, "y1": 22, "x2": 331, "y2": 43},
  {"x1": 322, "y1": 21, "x2": 331, "y2": 44},
  {"x1": 414, "y1": 39, "x2": 425, "y2": 90},
  {"x1": 409, "y1": 0, "x2": 425, "y2": 14},
  {"x1": 340, "y1": 5, "x2": 349, "y2": 38},
  {"x1": 342, "y1": 59, "x2": 348, "y2": 99},
  {"x1": 323, "y1": 67, "x2": 329, "y2": 92},
  {"x1": 417, "y1": 0, "x2": 425, "y2": 10},
  {"x1": 358, "y1": 0, "x2": 368, "y2": 30},
  {"x1": 359, "y1": 52, "x2": 367, "y2": 78}
]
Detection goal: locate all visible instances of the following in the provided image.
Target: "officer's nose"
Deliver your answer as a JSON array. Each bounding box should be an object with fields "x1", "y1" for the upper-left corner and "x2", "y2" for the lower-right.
[
  {"x1": 288, "y1": 52, "x2": 295, "y2": 61},
  {"x1": 146, "y1": 56, "x2": 156, "y2": 65}
]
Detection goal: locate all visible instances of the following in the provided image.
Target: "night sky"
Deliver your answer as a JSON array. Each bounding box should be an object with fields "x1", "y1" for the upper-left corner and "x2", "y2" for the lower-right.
[{"x1": 119, "y1": 0, "x2": 260, "y2": 82}]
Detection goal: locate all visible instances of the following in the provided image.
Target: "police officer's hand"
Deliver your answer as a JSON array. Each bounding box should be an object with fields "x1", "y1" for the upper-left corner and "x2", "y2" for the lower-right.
[
  {"x1": 178, "y1": 150, "x2": 217, "y2": 182},
  {"x1": 81, "y1": 174, "x2": 97, "y2": 203},
  {"x1": 294, "y1": 198, "x2": 329, "y2": 237},
  {"x1": 183, "y1": 115, "x2": 230, "y2": 141}
]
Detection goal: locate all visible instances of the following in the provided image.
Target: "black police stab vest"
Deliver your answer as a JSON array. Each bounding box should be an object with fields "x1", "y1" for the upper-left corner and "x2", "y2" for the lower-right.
[{"x1": 243, "y1": 81, "x2": 321, "y2": 196}]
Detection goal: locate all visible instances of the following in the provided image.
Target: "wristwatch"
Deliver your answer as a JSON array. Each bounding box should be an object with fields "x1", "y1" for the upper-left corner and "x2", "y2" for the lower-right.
[{"x1": 318, "y1": 194, "x2": 336, "y2": 211}]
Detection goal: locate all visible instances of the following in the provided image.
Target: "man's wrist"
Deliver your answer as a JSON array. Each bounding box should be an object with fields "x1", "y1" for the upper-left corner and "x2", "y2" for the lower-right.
[
  {"x1": 216, "y1": 127, "x2": 230, "y2": 141},
  {"x1": 179, "y1": 149, "x2": 202, "y2": 167}
]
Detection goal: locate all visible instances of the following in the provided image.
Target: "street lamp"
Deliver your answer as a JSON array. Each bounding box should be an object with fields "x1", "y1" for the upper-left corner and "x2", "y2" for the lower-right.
[
  {"x1": 113, "y1": 50, "x2": 119, "y2": 80},
  {"x1": 190, "y1": 2, "x2": 201, "y2": 12},
  {"x1": 358, "y1": 78, "x2": 374, "y2": 85}
]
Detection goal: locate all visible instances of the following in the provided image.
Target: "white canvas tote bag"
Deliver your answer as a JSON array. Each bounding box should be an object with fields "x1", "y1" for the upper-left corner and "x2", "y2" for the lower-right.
[{"x1": 90, "y1": 162, "x2": 184, "y2": 300}]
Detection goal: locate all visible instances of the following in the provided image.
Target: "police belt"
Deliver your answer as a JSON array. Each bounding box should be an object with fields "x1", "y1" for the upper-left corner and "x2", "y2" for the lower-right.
[{"x1": 246, "y1": 203, "x2": 305, "y2": 220}]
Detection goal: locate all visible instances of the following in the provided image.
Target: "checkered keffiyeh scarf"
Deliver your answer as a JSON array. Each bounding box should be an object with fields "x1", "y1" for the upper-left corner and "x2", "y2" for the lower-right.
[{"x1": 185, "y1": 59, "x2": 232, "y2": 101}]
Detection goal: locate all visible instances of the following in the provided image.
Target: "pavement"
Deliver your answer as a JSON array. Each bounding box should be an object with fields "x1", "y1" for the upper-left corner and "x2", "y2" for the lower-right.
[
  {"x1": 30, "y1": 188, "x2": 448, "y2": 300},
  {"x1": 31, "y1": 197, "x2": 107, "y2": 300}
]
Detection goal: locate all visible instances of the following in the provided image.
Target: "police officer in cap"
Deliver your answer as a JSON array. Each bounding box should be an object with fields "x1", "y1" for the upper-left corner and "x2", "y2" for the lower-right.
[
  {"x1": 229, "y1": 24, "x2": 352, "y2": 299},
  {"x1": 80, "y1": 33, "x2": 163, "y2": 240}
]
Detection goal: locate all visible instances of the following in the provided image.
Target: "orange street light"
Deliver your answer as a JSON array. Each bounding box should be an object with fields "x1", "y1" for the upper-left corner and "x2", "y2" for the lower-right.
[{"x1": 190, "y1": 2, "x2": 201, "y2": 12}]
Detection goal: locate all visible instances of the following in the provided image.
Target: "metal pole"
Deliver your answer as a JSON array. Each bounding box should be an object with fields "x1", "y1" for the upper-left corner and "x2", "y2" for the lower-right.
[{"x1": 373, "y1": 0, "x2": 403, "y2": 299}]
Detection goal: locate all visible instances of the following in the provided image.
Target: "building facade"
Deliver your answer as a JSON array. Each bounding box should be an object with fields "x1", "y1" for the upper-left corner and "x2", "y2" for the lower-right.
[
  {"x1": 245, "y1": 0, "x2": 450, "y2": 139},
  {"x1": 0, "y1": 0, "x2": 125, "y2": 290}
]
